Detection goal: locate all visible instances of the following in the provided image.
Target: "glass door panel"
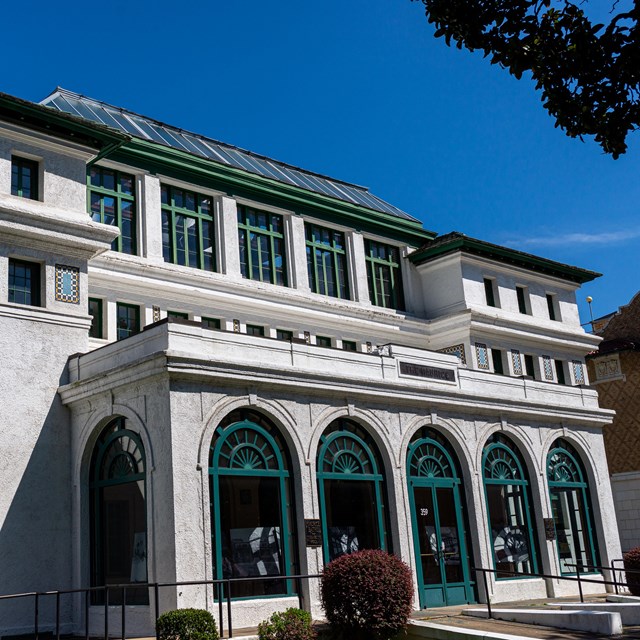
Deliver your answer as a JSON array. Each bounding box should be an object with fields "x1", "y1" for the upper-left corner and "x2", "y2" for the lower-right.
[
  {"x1": 435, "y1": 487, "x2": 464, "y2": 584},
  {"x1": 413, "y1": 486, "x2": 443, "y2": 586}
]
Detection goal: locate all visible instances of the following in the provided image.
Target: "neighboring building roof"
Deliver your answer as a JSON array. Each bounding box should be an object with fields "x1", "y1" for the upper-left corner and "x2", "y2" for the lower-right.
[
  {"x1": 41, "y1": 87, "x2": 420, "y2": 223},
  {"x1": 591, "y1": 291, "x2": 640, "y2": 349},
  {"x1": 408, "y1": 231, "x2": 601, "y2": 284}
]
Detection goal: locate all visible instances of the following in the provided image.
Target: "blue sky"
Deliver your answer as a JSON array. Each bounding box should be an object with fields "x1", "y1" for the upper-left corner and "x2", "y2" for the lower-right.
[{"x1": 5, "y1": 0, "x2": 639, "y2": 322}]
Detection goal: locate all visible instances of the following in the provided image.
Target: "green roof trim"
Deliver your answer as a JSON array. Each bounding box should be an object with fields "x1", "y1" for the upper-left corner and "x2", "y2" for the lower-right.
[
  {"x1": 113, "y1": 139, "x2": 435, "y2": 245},
  {"x1": 409, "y1": 232, "x2": 601, "y2": 284}
]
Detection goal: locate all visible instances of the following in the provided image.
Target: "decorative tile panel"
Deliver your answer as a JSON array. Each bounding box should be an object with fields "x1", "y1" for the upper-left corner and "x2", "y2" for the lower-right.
[
  {"x1": 54, "y1": 265, "x2": 80, "y2": 304},
  {"x1": 592, "y1": 354, "x2": 622, "y2": 382},
  {"x1": 543, "y1": 355, "x2": 554, "y2": 381},
  {"x1": 511, "y1": 349, "x2": 523, "y2": 376},
  {"x1": 475, "y1": 343, "x2": 489, "y2": 370},
  {"x1": 438, "y1": 344, "x2": 466, "y2": 366},
  {"x1": 152, "y1": 305, "x2": 161, "y2": 322},
  {"x1": 572, "y1": 360, "x2": 585, "y2": 385},
  {"x1": 233, "y1": 319, "x2": 241, "y2": 333},
  {"x1": 304, "y1": 331, "x2": 311, "y2": 344}
]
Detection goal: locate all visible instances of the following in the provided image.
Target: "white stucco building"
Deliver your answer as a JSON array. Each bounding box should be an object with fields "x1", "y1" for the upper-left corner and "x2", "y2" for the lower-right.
[{"x1": 0, "y1": 88, "x2": 621, "y2": 636}]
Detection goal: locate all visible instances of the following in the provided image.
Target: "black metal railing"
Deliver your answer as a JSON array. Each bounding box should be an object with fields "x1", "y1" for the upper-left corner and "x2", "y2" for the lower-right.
[
  {"x1": 0, "y1": 573, "x2": 321, "y2": 640},
  {"x1": 472, "y1": 560, "x2": 639, "y2": 619}
]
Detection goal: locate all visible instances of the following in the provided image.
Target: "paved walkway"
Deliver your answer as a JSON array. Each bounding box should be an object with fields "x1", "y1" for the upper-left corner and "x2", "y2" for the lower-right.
[{"x1": 411, "y1": 593, "x2": 640, "y2": 639}]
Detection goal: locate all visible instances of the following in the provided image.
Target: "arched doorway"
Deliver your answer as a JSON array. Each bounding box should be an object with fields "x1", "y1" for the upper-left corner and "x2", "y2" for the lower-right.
[
  {"x1": 316, "y1": 419, "x2": 389, "y2": 563},
  {"x1": 407, "y1": 428, "x2": 474, "y2": 607},
  {"x1": 209, "y1": 409, "x2": 298, "y2": 598},
  {"x1": 547, "y1": 439, "x2": 599, "y2": 574},
  {"x1": 90, "y1": 417, "x2": 147, "y2": 604},
  {"x1": 482, "y1": 434, "x2": 539, "y2": 579}
]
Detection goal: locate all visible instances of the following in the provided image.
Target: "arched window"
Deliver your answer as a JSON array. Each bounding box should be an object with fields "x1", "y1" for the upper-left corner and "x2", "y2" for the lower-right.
[
  {"x1": 209, "y1": 409, "x2": 297, "y2": 599},
  {"x1": 90, "y1": 417, "x2": 147, "y2": 604},
  {"x1": 316, "y1": 419, "x2": 389, "y2": 563},
  {"x1": 547, "y1": 439, "x2": 599, "y2": 574},
  {"x1": 482, "y1": 434, "x2": 538, "y2": 578}
]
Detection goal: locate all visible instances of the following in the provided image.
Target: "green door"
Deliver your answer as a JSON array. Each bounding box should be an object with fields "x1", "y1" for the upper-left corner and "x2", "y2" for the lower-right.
[{"x1": 407, "y1": 433, "x2": 475, "y2": 608}]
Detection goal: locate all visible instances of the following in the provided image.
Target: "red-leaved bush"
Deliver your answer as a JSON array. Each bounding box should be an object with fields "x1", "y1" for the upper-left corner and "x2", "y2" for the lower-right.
[
  {"x1": 320, "y1": 549, "x2": 413, "y2": 640},
  {"x1": 624, "y1": 547, "x2": 640, "y2": 596}
]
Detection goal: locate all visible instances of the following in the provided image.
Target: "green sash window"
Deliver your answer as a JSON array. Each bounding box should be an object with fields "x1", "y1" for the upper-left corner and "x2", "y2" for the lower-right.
[
  {"x1": 482, "y1": 435, "x2": 538, "y2": 579},
  {"x1": 547, "y1": 440, "x2": 598, "y2": 574},
  {"x1": 209, "y1": 410, "x2": 297, "y2": 599}
]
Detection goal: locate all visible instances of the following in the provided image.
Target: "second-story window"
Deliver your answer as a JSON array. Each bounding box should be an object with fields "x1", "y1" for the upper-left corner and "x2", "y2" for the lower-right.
[
  {"x1": 237, "y1": 205, "x2": 287, "y2": 286},
  {"x1": 516, "y1": 285, "x2": 530, "y2": 314},
  {"x1": 365, "y1": 240, "x2": 404, "y2": 310},
  {"x1": 12, "y1": 156, "x2": 39, "y2": 200},
  {"x1": 161, "y1": 185, "x2": 215, "y2": 271},
  {"x1": 484, "y1": 278, "x2": 497, "y2": 307},
  {"x1": 305, "y1": 224, "x2": 349, "y2": 300},
  {"x1": 89, "y1": 167, "x2": 136, "y2": 255}
]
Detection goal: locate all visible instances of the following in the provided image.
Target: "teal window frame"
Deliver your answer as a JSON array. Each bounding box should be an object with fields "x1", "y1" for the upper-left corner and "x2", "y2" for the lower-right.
[
  {"x1": 276, "y1": 329, "x2": 293, "y2": 341},
  {"x1": 167, "y1": 310, "x2": 188, "y2": 320},
  {"x1": 209, "y1": 412, "x2": 297, "y2": 599},
  {"x1": 89, "y1": 298, "x2": 103, "y2": 338},
  {"x1": 11, "y1": 156, "x2": 39, "y2": 200},
  {"x1": 161, "y1": 184, "x2": 215, "y2": 271},
  {"x1": 342, "y1": 340, "x2": 357, "y2": 352},
  {"x1": 316, "y1": 336, "x2": 332, "y2": 348},
  {"x1": 305, "y1": 224, "x2": 350, "y2": 300},
  {"x1": 555, "y1": 360, "x2": 567, "y2": 385},
  {"x1": 237, "y1": 205, "x2": 287, "y2": 286},
  {"x1": 88, "y1": 166, "x2": 137, "y2": 255},
  {"x1": 407, "y1": 428, "x2": 475, "y2": 608},
  {"x1": 482, "y1": 435, "x2": 539, "y2": 579},
  {"x1": 316, "y1": 420, "x2": 389, "y2": 563},
  {"x1": 365, "y1": 239, "x2": 404, "y2": 310},
  {"x1": 116, "y1": 302, "x2": 140, "y2": 340},
  {"x1": 8, "y1": 258, "x2": 41, "y2": 306},
  {"x1": 547, "y1": 440, "x2": 599, "y2": 575},
  {"x1": 89, "y1": 417, "x2": 147, "y2": 604}
]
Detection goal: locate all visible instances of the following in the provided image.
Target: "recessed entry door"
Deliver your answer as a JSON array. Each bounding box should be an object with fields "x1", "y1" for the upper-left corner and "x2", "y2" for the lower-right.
[{"x1": 410, "y1": 481, "x2": 474, "y2": 608}]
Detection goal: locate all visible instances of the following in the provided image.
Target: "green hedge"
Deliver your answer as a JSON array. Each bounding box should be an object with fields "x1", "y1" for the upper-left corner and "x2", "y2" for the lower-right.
[
  {"x1": 258, "y1": 608, "x2": 316, "y2": 640},
  {"x1": 156, "y1": 608, "x2": 219, "y2": 640}
]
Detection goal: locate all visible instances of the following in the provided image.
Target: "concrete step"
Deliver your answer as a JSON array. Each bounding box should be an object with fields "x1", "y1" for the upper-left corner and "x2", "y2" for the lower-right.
[
  {"x1": 463, "y1": 607, "x2": 622, "y2": 636},
  {"x1": 547, "y1": 601, "x2": 640, "y2": 625}
]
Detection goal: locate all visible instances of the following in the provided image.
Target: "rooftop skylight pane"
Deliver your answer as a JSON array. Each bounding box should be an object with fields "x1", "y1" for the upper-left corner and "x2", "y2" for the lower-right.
[
  {"x1": 263, "y1": 161, "x2": 298, "y2": 185},
  {"x1": 54, "y1": 95, "x2": 85, "y2": 118},
  {"x1": 182, "y1": 134, "x2": 215, "y2": 158},
  {"x1": 107, "y1": 111, "x2": 147, "y2": 136},
  {"x1": 197, "y1": 139, "x2": 233, "y2": 164},
  {"x1": 130, "y1": 119, "x2": 165, "y2": 142},
  {"x1": 224, "y1": 148, "x2": 263, "y2": 174},
  {"x1": 244, "y1": 157, "x2": 283, "y2": 181},
  {"x1": 174, "y1": 134, "x2": 208, "y2": 158}
]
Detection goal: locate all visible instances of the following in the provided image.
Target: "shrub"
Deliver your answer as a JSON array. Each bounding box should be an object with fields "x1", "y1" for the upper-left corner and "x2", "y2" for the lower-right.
[
  {"x1": 624, "y1": 547, "x2": 640, "y2": 596},
  {"x1": 320, "y1": 549, "x2": 413, "y2": 640},
  {"x1": 257, "y1": 607, "x2": 316, "y2": 640},
  {"x1": 156, "y1": 608, "x2": 219, "y2": 640}
]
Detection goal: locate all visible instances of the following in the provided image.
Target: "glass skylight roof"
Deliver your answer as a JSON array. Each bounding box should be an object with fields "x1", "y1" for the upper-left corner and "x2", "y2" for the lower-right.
[{"x1": 41, "y1": 88, "x2": 419, "y2": 222}]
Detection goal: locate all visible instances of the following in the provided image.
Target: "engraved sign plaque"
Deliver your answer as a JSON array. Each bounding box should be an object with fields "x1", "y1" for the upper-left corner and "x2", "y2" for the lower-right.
[
  {"x1": 305, "y1": 519, "x2": 322, "y2": 548},
  {"x1": 544, "y1": 518, "x2": 556, "y2": 541}
]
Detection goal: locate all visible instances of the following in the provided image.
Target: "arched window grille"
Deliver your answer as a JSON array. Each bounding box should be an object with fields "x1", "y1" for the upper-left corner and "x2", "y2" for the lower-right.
[
  {"x1": 316, "y1": 419, "x2": 389, "y2": 562},
  {"x1": 209, "y1": 409, "x2": 297, "y2": 599},
  {"x1": 90, "y1": 417, "x2": 147, "y2": 604},
  {"x1": 547, "y1": 439, "x2": 599, "y2": 574},
  {"x1": 482, "y1": 434, "x2": 538, "y2": 578}
]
